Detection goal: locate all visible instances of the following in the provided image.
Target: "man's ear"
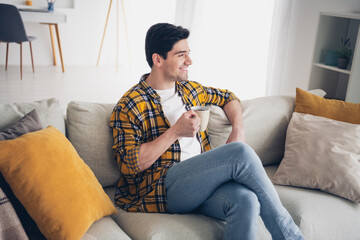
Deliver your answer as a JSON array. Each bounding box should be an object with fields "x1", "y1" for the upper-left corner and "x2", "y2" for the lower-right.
[{"x1": 152, "y1": 53, "x2": 162, "y2": 67}]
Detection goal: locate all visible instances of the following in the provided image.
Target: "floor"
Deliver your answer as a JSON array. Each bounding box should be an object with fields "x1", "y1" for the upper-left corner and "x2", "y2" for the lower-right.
[{"x1": 0, "y1": 65, "x2": 143, "y2": 112}]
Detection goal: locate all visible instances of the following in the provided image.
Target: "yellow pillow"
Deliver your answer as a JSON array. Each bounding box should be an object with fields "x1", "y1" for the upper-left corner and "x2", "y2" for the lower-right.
[
  {"x1": 0, "y1": 126, "x2": 117, "y2": 240},
  {"x1": 295, "y1": 88, "x2": 360, "y2": 124}
]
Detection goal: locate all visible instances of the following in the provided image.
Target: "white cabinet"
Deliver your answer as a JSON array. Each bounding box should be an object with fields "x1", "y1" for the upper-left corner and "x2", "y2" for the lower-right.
[{"x1": 308, "y1": 12, "x2": 360, "y2": 103}]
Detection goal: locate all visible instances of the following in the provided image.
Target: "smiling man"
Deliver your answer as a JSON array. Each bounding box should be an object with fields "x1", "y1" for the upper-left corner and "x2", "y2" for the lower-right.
[{"x1": 109, "y1": 23, "x2": 304, "y2": 240}]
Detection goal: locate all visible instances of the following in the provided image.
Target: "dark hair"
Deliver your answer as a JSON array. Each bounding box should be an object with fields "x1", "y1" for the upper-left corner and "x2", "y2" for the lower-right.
[{"x1": 145, "y1": 23, "x2": 190, "y2": 68}]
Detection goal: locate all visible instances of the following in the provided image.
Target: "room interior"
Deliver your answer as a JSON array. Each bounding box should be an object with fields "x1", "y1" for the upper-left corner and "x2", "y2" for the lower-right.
[
  {"x1": 1, "y1": 0, "x2": 359, "y2": 110},
  {"x1": 1, "y1": 1, "x2": 360, "y2": 239}
]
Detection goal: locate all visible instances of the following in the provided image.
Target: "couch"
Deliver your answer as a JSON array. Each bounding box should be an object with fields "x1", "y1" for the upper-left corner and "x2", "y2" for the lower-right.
[{"x1": 1, "y1": 94, "x2": 359, "y2": 240}]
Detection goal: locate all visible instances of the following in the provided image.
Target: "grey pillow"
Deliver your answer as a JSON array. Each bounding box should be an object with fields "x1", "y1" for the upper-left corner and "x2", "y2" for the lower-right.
[
  {"x1": 0, "y1": 109, "x2": 42, "y2": 140},
  {"x1": 0, "y1": 98, "x2": 65, "y2": 136},
  {"x1": 0, "y1": 109, "x2": 46, "y2": 239}
]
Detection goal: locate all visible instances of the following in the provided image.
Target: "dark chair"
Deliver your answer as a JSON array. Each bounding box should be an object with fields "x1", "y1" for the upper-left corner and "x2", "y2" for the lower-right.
[{"x1": 0, "y1": 4, "x2": 36, "y2": 79}]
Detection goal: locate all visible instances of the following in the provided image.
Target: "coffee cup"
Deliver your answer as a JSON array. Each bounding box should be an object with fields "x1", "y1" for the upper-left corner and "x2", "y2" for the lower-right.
[{"x1": 191, "y1": 106, "x2": 210, "y2": 132}]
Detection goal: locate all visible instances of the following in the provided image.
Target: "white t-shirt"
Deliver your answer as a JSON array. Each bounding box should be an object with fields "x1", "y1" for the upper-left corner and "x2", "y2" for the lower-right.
[{"x1": 156, "y1": 87, "x2": 201, "y2": 161}]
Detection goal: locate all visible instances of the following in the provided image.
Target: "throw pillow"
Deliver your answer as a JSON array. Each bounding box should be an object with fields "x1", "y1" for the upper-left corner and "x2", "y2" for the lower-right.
[
  {"x1": 272, "y1": 112, "x2": 360, "y2": 203},
  {"x1": 0, "y1": 126, "x2": 118, "y2": 240},
  {"x1": 0, "y1": 188, "x2": 28, "y2": 240},
  {"x1": 0, "y1": 109, "x2": 45, "y2": 239},
  {"x1": 0, "y1": 98, "x2": 65, "y2": 135},
  {"x1": 295, "y1": 87, "x2": 360, "y2": 124},
  {"x1": 0, "y1": 109, "x2": 42, "y2": 140}
]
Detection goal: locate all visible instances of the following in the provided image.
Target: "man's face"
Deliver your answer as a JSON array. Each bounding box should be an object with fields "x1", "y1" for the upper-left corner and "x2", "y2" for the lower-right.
[{"x1": 161, "y1": 39, "x2": 192, "y2": 82}]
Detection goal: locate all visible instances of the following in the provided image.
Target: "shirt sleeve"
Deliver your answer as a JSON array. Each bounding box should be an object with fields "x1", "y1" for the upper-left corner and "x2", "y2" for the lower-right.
[
  {"x1": 110, "y1": 100, "x2": 142, "y2": 175},
  {"x1": 200, "y1": 84, "x2": 240, "y2": 107}
]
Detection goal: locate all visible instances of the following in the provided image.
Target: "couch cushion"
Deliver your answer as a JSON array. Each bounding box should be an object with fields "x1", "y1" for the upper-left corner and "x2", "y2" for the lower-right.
[
  {"x1": 208, "y1": 96, "x2": 294, "y2": 166},
  {"x1": 81, "y1": 217, "x2": 131, "y2": 240},
  {"x1": 104, "y1": 187, "x2": 226, "y2": 240},
  {"x1": 66, "y1": 101, "x2": 121, "y2": 188},
  {"x1": 108, "y1": 164, "x2": 360, "y2": 240},
  {"x1": 105, "y1": 187, "x2": 273, "y2": 239},
  {"x1": 267, "y1": 166, "x2": 360, "y2": 240},
  {"x1": 0, "y1": 98, "x2": 65, "y2": 135}
]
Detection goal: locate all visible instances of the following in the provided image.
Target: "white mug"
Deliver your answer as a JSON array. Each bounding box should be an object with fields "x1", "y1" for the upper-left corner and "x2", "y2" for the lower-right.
[{"x1": 191, "y1": 106, "x2": 210, "y2": 132}]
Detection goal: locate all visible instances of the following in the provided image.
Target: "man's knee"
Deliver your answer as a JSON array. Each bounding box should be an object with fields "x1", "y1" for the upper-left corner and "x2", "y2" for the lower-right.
[
  {"x1": 224, "y1": 142, "x2": 261, "y2": 167},
  {"x1": 222, "y1": 183, "x2": 260, "y2": 215},
  {"x1": 226, "y1": 142, "x2": 255, "y2": 157}
]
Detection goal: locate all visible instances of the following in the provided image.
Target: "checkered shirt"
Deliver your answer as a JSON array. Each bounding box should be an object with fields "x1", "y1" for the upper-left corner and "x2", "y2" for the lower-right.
[{"x1": 109, "y1": 74, "x2": 239, "y2": 212}]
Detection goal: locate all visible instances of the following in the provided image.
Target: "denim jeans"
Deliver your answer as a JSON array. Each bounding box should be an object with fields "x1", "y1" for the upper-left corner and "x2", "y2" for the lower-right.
[{"x1": 165, "y1": 142, "x2": 304, "y2": 240}]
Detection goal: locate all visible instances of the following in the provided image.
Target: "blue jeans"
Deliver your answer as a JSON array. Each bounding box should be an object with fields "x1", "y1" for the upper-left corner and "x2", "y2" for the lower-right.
[{"x1": 165, "y1": 142, "x2": 304, "y2": 240}]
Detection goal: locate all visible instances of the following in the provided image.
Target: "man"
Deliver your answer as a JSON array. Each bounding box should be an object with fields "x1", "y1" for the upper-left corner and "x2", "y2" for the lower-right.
[{"x1": 110, "y1": 23, "x2": 304, "y2": 240}]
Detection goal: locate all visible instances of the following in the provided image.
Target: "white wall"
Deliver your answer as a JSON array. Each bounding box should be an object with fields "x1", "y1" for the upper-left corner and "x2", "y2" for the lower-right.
[
  {"x1": 0, "y1": 0, "x2": 275, "y2": 101},
  {"x1": 2, "y1": 0, "x2": 360, "y2": 99},
  {"x1": 0, "y1": 0, "x2": 177, "y2": 74},
  {"x1": 280, "y1": 0, "x2": 360, "y2": 96}
]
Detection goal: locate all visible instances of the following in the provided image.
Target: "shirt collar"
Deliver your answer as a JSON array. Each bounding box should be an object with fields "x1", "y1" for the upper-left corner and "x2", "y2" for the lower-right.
[
  {"x1": 139, "y1": 74, "x2": 186, "y2": 103},
  {"x1": 139, "y1": 74, "x2": 161, "y2": 102}
]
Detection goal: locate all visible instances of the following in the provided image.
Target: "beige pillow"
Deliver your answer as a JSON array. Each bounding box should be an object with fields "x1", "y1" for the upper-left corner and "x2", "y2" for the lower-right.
[{"x1": 272, "y1": 112, "x2": 360, "y2": 203}]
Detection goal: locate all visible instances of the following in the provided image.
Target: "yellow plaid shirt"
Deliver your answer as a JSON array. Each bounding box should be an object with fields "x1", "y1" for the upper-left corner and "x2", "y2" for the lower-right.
[{"x1": 109, "y1": 74, "x2": 239, "y2": 213}]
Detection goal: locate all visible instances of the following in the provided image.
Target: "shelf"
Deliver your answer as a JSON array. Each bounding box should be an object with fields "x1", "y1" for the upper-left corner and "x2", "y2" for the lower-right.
[
  {"x1": 320, "y1": 12, "x2": 360, "y2": 20},
  {"x1": 313, "y1": 62, "x2": 351, "y2": 75},
  {"x1": 309, "y1": 12, "x2": 360, "y2": 103}
]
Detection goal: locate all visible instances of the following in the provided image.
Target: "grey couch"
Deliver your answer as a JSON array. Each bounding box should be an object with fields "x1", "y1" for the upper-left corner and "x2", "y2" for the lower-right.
[{"x1": 1, "y1": 95, "x2": 359, "y2": 239}]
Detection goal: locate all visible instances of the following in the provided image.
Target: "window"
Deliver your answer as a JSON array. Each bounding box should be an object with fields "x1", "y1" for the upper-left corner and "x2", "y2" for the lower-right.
[{"x1": 184, "y1": 0, "x2": 275, "y2": 99}]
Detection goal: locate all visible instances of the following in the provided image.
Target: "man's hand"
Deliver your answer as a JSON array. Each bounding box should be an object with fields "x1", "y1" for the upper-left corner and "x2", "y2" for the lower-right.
[
  {"x1": 226, "y1": 127, "x2": 246, "y2": 144},
  {"x1": 223, "y1": 100, "x2": 246, "y2": 144},
  {"x1": 139, "y1": 110, "x2": 199, "y2": 172},
  {"x1": 173, "y1": 110, "x2": 200, "y2": 138}
]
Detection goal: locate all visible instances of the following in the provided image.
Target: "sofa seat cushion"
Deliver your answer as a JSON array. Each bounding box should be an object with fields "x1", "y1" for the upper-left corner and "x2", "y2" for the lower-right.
[
  {"x1": 266, "y1": 166, "x2": 360, "y2": 240},
  {"x1": 105, "y1": 165, "x2": 360, "y2": 240},
  {"x1": 104, "y1": 187, "x2": 226, "y2": 240},
  {"x1": 105, "y1": 187, "x2": 272, "y2": 240},
  {"x1": 82, "y1": 217, "x2": 131, "y2": 240}
]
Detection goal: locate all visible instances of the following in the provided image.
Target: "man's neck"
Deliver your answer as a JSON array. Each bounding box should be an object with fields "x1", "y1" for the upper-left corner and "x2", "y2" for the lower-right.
[{"x1": 146, "y1": 71, "x2": 175, "y2": 90}]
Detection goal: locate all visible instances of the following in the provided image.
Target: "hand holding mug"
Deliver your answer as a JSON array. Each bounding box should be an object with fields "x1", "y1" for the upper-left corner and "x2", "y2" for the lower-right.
[
  {"x1": 174, "y1": 110, "x2": 200, "y2": 137},
  {"x1": 191, "y1": 106, "x2": 210, "y2": 132}
]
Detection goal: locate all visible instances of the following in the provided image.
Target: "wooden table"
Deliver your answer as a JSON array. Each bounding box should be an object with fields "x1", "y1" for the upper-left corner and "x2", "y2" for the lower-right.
[{"x1": 20, "y1": 10, "x2": 67, "y2": 72}]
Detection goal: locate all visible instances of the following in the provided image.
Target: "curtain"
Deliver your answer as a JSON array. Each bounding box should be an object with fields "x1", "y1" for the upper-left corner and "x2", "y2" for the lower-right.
[
  {"x1": 174, "y1": 0, "x2": 198, "y2": 30},
  {"x1": 266, "y1": 0, "x2": 294, "y2": 96}
]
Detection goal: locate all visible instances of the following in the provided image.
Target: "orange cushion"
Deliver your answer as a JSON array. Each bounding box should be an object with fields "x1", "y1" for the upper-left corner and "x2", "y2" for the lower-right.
[
  {"x1": 295, "y1": 88, "x2": 360, "y2": 124},
  {"x1": 0, "y1": 126, "x2": 117, "y2": 240}
]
